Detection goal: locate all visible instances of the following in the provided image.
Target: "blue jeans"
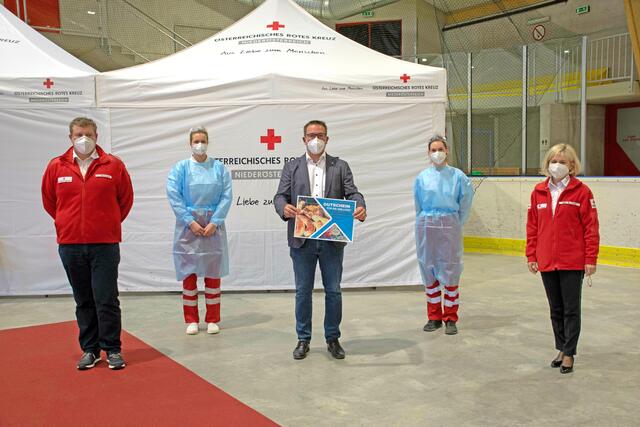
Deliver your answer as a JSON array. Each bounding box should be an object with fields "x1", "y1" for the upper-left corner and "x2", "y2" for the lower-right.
[
  {"x1": 58, "y1": 243, "x2": 122, "y2": 354},
  {"x1": 290, "y1": 240, "x2": 344, "y2": 343}
]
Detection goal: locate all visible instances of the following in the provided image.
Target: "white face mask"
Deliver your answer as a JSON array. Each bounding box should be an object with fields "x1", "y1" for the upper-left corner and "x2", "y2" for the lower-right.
[
  {"x1": 424, "y1": 153, "x2": 433, "y2": 168},
  {"x1": 548, "y1": 162, "x2": 569, "y2": 180},
  {"x1": 192, "y1": 142, "x2": 208, "y2": 156},
  {"x1": 307, "y1": 137, "x2": 325, "y2": 155},
  {"x1": 73, "y1": 135, "x2": 96, "y2": 155},
  {"x1": 430, "y1": 151, "x2": 446, "y2": 165}
]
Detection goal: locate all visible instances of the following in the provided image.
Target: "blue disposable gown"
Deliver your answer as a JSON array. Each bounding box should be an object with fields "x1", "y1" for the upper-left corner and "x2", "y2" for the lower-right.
[
  {"x1": 166, "y1": 158, "x2": 232, "y2": 281},
  {"x1": 414, "y1": 165, "x2": 473, "y2": 285}
]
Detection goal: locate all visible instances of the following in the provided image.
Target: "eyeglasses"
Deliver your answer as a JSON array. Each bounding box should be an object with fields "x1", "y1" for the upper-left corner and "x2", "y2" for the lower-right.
[{"x1": 305, "y1": 133, "x2": 327, "y2": 139}]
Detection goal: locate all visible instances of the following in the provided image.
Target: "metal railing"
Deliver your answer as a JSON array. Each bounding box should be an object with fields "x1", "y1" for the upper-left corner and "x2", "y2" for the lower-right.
[
  {"x1": 109, "y1": 0, "x2": 193, "y2": 51},
  {"x1": 398, "y1": 32, "x2": 638, "y2": 176},
  {"x1": 588, "y1": 32, "x2": 634, "y2": 84},
  {"x1": 401, "y1": 32, "x2": 636, "y2": 93},
  {"x1": 20, "y1": 0, "x2": 194, "y2": 65}
]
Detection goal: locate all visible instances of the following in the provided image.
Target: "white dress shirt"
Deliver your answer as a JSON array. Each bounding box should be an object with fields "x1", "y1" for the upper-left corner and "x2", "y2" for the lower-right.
[
  {"x1": 306, "y1": 152, "x2": 326, "y2": 198},
  {"x1": 549, "y1": 175, "x2": 570, "y2": 215},
  {"x1": 73, "y1": 149, "x2": 99, "y2": 178}
]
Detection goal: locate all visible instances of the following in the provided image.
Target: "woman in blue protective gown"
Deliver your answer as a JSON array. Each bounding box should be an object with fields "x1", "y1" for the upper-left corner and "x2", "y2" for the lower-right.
[
  {"x1": 166, "y1": 126, "x2": 232, "y2": 335},
  {"x1": 414, "y1": 135, "x2": 474, "y2": 335}
]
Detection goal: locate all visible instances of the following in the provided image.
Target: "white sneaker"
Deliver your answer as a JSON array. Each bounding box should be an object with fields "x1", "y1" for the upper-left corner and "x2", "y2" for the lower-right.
[
  {"x1": 207, "y1": 323, "x2": 220, "y2": 334},
  {"x1": 186, "y1": 322, "x2": 199, "y2": 335}
]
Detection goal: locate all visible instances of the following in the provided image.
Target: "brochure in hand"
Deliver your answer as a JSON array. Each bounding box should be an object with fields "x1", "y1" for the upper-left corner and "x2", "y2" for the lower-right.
[{"x1": 293, "y1": 196, "x2": 356, "y2": 242}]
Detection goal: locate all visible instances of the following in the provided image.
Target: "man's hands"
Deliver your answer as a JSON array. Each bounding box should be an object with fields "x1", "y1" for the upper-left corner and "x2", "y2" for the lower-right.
[
  {"x1": 353, "y1": 206, "x2": 367, "y2": 222},
  {"x1": 189, "y1": 221, "x2": 217, "y2": 237},
  {"x1": 283, "y1": 204, "x2": 299, "y2": 219},
  {"x1": 286, "y1": 203, "x2": 366, "y2": 222},
  {"x1": 527, "y1": 261, "x2": 538, "y2": 274}
]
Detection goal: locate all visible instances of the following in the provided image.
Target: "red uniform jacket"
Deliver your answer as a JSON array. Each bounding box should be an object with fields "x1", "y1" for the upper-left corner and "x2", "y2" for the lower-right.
[
  {"x1": 526, "y1": 176, "x2": 599, "y2": 272},
  {"x1": 41, "y1": 145, "x2": 134, "y2": 244}
]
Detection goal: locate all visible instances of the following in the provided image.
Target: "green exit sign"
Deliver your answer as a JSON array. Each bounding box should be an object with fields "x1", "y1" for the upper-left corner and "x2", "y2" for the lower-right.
[
  {"x1": 362, "y1": 10, "x2": 374, "y2": 17},
  {"x1": 576, "y1": 5, "x2": 590, "y2": 14}
]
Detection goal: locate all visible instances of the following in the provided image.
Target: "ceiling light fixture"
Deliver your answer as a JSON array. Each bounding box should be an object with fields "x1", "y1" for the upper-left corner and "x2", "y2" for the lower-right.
[{"x1": 527, "y1": 16, "x2": 550, "y2": 25}]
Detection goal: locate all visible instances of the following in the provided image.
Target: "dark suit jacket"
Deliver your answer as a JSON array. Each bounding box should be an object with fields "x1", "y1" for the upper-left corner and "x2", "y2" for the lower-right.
[{"x1": 274, "y1": 154, "x2": 366, "y2": 248}]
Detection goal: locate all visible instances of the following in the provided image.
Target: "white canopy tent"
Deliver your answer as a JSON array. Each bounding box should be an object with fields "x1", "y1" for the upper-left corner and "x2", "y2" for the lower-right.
[
  {"x1": 97, "y1": 0, "x2": 445, "y2": 106},
  {"x1": 96, "y1": 0, "x2": 447, "y2": 292},
  {"x1": 1, "y1": 0, "x2": 447, "y2": 295},
  {"x1": 0, "y1": 5, "x2": 110, "y2": 295},
  {"x1": 0, "y1": 5, "x2": 96, "y2": 108}
]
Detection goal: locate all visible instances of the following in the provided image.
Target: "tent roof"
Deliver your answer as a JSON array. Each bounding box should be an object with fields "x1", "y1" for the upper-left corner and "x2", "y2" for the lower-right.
[
  {"x1": 97, "y1": 0, "x2": 446, "y2": 106},
  {"x1": 0, "y1": 5, "x2": 96, "y2": 77},
  {"x1": 0, "y1": 5, "x2": 96, "y2": 107}
]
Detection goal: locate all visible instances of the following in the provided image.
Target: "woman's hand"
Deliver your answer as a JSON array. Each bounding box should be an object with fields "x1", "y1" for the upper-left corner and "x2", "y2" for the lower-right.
[
  {"x1": 527, "y1": 261, "x2": 539, "y2": 274},
  {"x1": 585, "y1": 264, "x2": 597, "y2": 276},
  {"x1": 203, "y1": 223, "x2": 217, "y2": 237},
  {"x1": 189, "y1": 221, "x2": 204, "y2": 236}
]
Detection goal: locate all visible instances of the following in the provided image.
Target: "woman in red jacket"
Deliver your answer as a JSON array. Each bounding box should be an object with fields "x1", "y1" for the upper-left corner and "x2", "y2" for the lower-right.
[{"x1": 526, "y1": 143, "x2": 599, "y2": 374}]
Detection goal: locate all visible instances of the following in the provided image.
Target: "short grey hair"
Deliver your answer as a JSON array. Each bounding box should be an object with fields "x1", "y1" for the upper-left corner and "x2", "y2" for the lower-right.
[
  {"x1": 189, "y1": 126, "x2": 208, "y2": 142},
  {"x1": 69, "y1": 117, "x2": 97, "y2": 133},
  {"x1": 428, "y1": 134, "x2": 447, "y2": 149}
]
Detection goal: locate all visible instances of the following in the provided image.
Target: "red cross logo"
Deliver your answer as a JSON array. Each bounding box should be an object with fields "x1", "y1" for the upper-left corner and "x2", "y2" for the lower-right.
[
  {"x1": 400, "y1": 74, "x2": 411, "y2": 83},
  {"x1": 260, "y1": 129, "x2": 282, "y2": 150},
  {"x1": 267, "y1": 21, "x2": 285, "y2": 31},
  {"x1": 43, "y1": 78, "x2": 54, "y2": 89}
]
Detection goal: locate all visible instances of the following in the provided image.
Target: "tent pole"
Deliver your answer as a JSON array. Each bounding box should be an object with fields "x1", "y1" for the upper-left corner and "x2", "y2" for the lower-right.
[
  {"x1": 580, "y1": 35, "x2": 588, "y2": 175},
  {"x1": 467, "y1": 52, "x2": 473, "y2": 174},
  {"x1": 522, "y1": 45, "x2": 528, "y2": 175}
]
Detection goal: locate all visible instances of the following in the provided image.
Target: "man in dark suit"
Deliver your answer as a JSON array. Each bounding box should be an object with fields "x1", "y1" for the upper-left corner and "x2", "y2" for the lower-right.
[{"x1": 274, "y1": 120, "x2": 366, "y2": 360}]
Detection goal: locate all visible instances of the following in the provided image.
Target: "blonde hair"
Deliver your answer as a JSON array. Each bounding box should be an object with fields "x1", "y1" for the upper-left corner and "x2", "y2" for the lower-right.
[
  {"x1": 189, "y1": 126, "x2": 208, "y2": 143},
  {"x1": 428, "y1": 134, "x2": 447, "y2": 150},
  {"x1": 541, "y1": 143, "x2": 581, "y2": 176}
]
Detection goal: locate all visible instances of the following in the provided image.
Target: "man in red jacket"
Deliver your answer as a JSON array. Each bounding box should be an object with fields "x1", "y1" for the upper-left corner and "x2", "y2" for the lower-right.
[{"x1": 42, "y1": 117, "x2": 133, "y2": 370}]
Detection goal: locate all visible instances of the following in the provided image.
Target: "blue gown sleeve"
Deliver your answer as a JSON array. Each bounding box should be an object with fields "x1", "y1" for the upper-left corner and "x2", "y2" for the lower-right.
[
  {"x1": 457, "y1": 172, "x2": 474, "y2": 225},
  {"x1": 414, "y1": 174, "x2": 422, "y2": 216},
  {"x1": 166, "y1": 161, "x2": 195, "y2": 226},
  {"x1": 211, "y1": 165, "x2": 232, "y2": 226}
]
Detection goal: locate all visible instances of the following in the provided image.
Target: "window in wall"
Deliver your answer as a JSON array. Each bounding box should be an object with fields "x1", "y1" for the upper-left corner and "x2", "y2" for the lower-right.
[{"x1": 336, "y1": 20, "x2": 401, "y2": 57}]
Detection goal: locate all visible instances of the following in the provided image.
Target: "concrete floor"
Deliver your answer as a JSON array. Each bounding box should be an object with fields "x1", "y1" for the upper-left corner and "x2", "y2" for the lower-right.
[{"x1": 2, "y1": 253, "x2": 639, "y2": 426}]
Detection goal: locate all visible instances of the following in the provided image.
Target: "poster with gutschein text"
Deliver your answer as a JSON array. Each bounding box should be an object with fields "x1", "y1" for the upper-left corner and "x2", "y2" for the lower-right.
[{"x1": 294, "y1": 196, "x2": 356, "y2": 242}]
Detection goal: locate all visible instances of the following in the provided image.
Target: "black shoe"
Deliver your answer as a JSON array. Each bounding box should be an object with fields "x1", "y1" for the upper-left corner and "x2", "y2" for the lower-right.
[
  {"x1": 293, "y1": 341, "x2": 310, "y2": 360},
  {"x1": 423, "y1": 320, "x2": 442, "y2": 332},
  {"x1": 327, "y1": 339, "x2": 345, "y2": 359},
  {"x1": 445, "y1": 321, "x2": 458, "y2": 335},
  {"x1": 550, "y1": 352, "x2": 564, "y2": 368},
  {"x1": 107, "y1": 352, "x2": 126, "y2": 370},
  {"x1": 560, "y1": 365, "x2": 573, "y2": 374},
  {"x1": 560, "y1": 356, "x2": 574, "y2": 374},
  {"x1": 77, "y1": 352, "x2": 100, "y2": 370}
]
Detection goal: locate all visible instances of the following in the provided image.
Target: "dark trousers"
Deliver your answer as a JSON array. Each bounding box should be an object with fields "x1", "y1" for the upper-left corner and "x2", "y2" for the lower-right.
[
  {"x1": 290, "y1": 240, "x2": 344, "y2": 343},
  {"x1": 58, "y1": 243, "x2": 122, "y2": 354},
  {"x1": 540, "y1": 270, "x2": 584, "y2": 356}
]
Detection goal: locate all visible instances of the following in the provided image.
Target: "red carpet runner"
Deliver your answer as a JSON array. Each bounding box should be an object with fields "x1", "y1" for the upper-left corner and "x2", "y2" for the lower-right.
[{"x1": 0, "y1": 321, "x2": 278, "y2": 426}]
